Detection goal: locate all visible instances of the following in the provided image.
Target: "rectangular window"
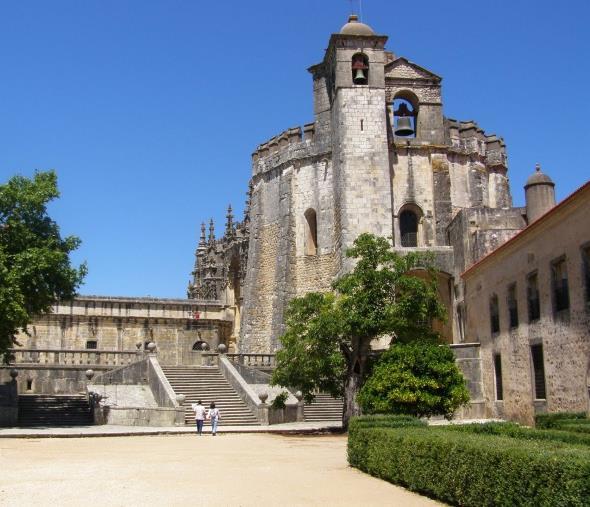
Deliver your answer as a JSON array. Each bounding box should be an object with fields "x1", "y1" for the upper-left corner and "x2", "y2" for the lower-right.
[
  {"x1": 494, "y1": 354, "x2": 503, "y2": 401},
  {"x1": 85, "y1": 340, "x2": 97, "y2": 350},
  {"x1": 531, "y1": 344, "x2": 546, "y2": 400},
  {"x1": 551, "y1": 257, "x2": 570, "y2": 313},
  {"x1": 582, "y1": 245, "x2": 590, "y2": 302},
  {"x1": 507, "y1": 283, "x2": 519, "y2": 329},
  {"x1": 489, "y1": 294, "x2": 500, "y2": 335},
  {"x1": 527, "y1": 272, "x2": 540, "y2": 322}
]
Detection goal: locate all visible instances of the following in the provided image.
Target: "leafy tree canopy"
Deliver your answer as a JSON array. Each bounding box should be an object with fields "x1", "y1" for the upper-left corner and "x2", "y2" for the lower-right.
[
  {"x1": 0, "y1": 171, "x2": 86, "y2": 361},
  {"x1": 357, "y1": 342, "x2": 470, "y2": 419},
  {"x1": 271, "y1": 233, "x2": 449, "y2": 425}
]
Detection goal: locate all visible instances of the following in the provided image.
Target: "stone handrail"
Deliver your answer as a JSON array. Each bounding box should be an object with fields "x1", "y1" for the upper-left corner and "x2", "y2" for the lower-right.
[
  {"x1": 7, "y1": 348, "x2": 140, "y2": 367},
  {"x1": 226, "y1": 353, "x2": 276, "y2": 368}
]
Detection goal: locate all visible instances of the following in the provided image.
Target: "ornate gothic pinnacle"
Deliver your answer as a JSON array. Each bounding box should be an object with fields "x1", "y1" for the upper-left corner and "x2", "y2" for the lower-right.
[
  {"x1": 208, "y1": 218, "x2": 215, "y2": 243},
  {"x1": 226, "y1": 204, "x2": 234, "y2": 236},
  {"x1": 199, "y1": 222, "x2": 206, "y2": 246}
]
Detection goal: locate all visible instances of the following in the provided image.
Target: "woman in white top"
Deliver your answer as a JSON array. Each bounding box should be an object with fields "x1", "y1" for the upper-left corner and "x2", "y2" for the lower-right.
[{"x1": 207, "y1": 402, "x2": 220, "y2": 436}]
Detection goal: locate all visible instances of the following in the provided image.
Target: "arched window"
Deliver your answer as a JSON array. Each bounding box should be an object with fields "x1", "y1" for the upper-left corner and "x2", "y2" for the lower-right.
[
  {"x1": 392, "y1": 91, "x2": 419, "y2": 138},
  {"x1": 400, "y1": 210, "x2": 418, "y2": 247},
  {"x1": 304, "y1": 209, "x2": 318, "y2": 256},
  {"x1": 351, "y1": 53, "x2": 369, "y2": 85}
]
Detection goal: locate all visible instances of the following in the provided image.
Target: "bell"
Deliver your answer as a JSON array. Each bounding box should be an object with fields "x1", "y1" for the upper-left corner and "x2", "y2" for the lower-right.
[
  {"x1": 353, "y1": 68, "x2": 367, "y2": 84},
  {"x1": 395, "y1": 116, "x2": 414, "y2": 136}
]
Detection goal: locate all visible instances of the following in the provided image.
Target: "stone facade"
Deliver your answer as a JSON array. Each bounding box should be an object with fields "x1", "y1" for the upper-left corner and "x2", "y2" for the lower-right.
[
  {"x1": 201, "y1": 16, "x2": 524, "y2": 353},
  {"x1": 463, "y1": 182, "x2": 590, "y2": 424}
]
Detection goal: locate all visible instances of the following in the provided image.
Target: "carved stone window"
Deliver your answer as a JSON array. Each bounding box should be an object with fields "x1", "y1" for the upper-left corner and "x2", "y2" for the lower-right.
[
  {"x1": 494, "y1": 354, "x2": 503, "y2": 401},
  {"x1": 551, "y1": 257, "x2": 569, "y2": 314},
  {"x1": 527, "y1": 271, "x2": 540, "y2": 322},
  {"x1": 399, "y1": 204, "x2": 423, "y2": 247},
  {"x1": 489, "y1": 293, "x2": 500, "y2": 335},
  {"x1": 304, "y1": 208, "x2": 318, "y2": 256},
  {"x1": 531, "y1": 343, "x2": 547, "y2": 400},
  {"x1": 507, "y1": 283, "x2": 518, "y2": 329}
]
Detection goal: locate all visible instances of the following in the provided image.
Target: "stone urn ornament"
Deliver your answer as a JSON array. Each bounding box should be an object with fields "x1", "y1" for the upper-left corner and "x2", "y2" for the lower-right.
[
  {"x1": 176, "y1": 394, "x2": 186, "y2": 405},
  {"x1": 146, "y1": 342, "x2": 157, "y2": 353},
  {"x1": 258, "y1": 392, "x2": 269, "y2": 404},
  {"x1": 217, "y1": 343, "x2": 227, "y2": 354},
  {"x1": 85, "y1": 369, "x2": 95, "y2": 381},
  {"x1": 201, "y1": 342, "x2": 209, "y2": 351},
  {"x1": 9, "y1": 369, "x2": 18, "y2": 380},
  {"x1": 294, "y1": 391, "x2": 303, "y2": 402}
]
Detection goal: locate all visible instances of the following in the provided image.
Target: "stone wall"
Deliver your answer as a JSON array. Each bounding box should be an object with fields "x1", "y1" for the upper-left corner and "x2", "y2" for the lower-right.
[
  {"x1": 13, "y1": 296, "x2": 233, "y2": 366},
  {"x1": 463, "y1": 183, "x2": 590, "y2": 424}
]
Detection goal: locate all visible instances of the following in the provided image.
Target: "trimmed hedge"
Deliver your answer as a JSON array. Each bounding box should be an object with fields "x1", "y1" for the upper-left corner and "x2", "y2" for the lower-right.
[
  {"x1": 349, "y1": 414, "x2": 427, "y2": 430},
  {"x1": 535, "y1": 411, "x2": 587, "y2": 429},
  {"x1": 446, "y1": 421, "x2": 590, "y2": 447},
  {"x1": 560, "y1": 422, "x2": 590, "y2": 435},
  {"x1": 348, "y1": 421, "x2": 590, "y2": 506}
]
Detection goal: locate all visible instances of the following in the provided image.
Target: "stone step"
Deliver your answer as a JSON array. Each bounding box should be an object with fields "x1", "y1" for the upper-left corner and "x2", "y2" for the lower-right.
[
  {"x1": 161, "y1": 367, "x2": 259, "y2": 427},
  {"x1": 18, "y1": 394, "x2": 92, "y2": 427}
]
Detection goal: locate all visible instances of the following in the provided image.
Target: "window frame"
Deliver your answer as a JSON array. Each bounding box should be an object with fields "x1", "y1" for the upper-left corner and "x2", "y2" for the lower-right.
[
  {"x1": 526, "y1": 271, "x2": 541, "y2": 323},
  {"x1": 489, "y1": 293, "x2": 500, "y2": 336},
  {"x1": 530, "y1": 343, "x2": 547, "y2": 400},
  {"x1": 507, "y1": 282, "x2": 519, "y2": 329},
  {"x1": 550, "y1": 255, "x2": 570, "y2": 314},
  {"x1": 494, "y1": 353, "x2": 504, "y2": 401}
]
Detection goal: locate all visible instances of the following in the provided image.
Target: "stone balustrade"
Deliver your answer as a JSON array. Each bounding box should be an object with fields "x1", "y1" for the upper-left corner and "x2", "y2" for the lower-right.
[
  {"x1": 226, "y1": 353, "x2": 276, "y2": 369},
  {"x1": 7, "y1": 348, "x2": 139, "y2": 367}
]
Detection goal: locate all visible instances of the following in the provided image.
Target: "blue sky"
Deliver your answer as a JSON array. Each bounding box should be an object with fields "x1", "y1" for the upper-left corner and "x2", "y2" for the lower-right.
[{"x1": 1, "y1": 0, "x2": 589, "y2": 298}]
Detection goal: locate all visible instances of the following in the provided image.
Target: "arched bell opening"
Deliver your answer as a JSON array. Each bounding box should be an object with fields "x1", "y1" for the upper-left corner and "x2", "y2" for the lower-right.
[
  {"x1": 392, "y1": 91, "x2": 419, "y2": 138},
  {"x1": 399, "y1": 203, "x2": 423, "y2": 247},
  {"x1": 351, "y1": 53, "x2": 369, "y2": 85}
]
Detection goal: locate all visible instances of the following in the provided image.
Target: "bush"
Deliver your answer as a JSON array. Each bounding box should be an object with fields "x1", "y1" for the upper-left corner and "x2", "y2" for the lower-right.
[
  {"x1": 349, "y1": 414, "x2": 426, "y2": 430},
  {"x1": 357, "y1": 342, "x2": 470, "y2": 419},
  {"x1": 348, "y1": 424, "x2": 590, "y2": 506},
  {"x1": 535, "y1": 412, "x2": 587, "y2": 429},
  {"x1": 560, "y1": 422, "x2": 590, "y2": 435},
  {"x1": 270, "y1": 391, "x2": 289, "y2": 409},
  {"x1": 446, "y1": 421, "x2": 590, "y2": 447}
]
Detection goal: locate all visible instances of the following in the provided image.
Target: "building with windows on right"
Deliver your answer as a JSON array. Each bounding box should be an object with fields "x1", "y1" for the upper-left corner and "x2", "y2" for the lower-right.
[{"x1": 462, "y1": 174, "x2": 590, "y2": 425}]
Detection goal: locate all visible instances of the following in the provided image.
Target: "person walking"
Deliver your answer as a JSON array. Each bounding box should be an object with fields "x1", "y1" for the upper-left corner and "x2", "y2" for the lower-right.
[
  {"x1": 207, "y1": 402, "x2": 220, "y2": 436},
  {"x1": 191, "y1": 399, "x2": 206, "y2": 435}
]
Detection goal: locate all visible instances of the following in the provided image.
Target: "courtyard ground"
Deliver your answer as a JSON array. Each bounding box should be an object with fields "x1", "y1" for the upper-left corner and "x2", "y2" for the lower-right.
[{"x1": 0, "y1": 433, "x2": 441, "y2": 506}]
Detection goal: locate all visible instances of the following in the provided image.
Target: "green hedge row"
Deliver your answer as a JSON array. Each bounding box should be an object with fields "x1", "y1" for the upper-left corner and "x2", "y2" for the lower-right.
[
  {"x1": 348, "y1": 419, "x2": 590, "y2": 506},
  {"x1": 535, "y1": 411, "x2": 587, "y2": 429},
  {"x1": 446, "y1": 421, "x2": 590, "y2": 447},
  {"x1": 348, "y1": 414, "x2": 427, "y2": 430}
]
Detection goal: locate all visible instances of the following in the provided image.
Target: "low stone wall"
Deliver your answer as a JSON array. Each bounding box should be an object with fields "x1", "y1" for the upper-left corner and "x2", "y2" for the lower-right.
[
  {"x1": 450, "y1": 343, "x2": 486, "y2": 419},
  {"x1": 89, "y1": 356, "x2": 184, "y2": 426},
  {"x1": 100, "y1": 406, "x2": 181, "y2": 426},
  {"x1": 0, "y1": 365, "x2": 109, "y2": 395},
  {"x1": 219, "y1": 357, "x2": 301, "y2": 424}
]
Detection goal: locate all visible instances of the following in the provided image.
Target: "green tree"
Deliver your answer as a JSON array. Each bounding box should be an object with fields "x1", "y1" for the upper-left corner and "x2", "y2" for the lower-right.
[
  {"x1": 271, "y1": 233, "x2": 447, "y2": 427},
  {"x1": 0, "y1": 171, "x2": 86, "y2": 362},
  {"x1": 357, "y1": 342, "x2": 470, "y2": 419}
]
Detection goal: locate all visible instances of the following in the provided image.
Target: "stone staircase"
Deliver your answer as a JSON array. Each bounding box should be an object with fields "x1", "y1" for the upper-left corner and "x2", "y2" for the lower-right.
[
  {"x1": 160, "y1": 366, "x2": 259, "y2": 426},
  {"x1": 18, "y1": 394, "x2": 93, "y2": 427},
  {"x1": 304, "y1": 393, "x2": 343, "y2": 422}
]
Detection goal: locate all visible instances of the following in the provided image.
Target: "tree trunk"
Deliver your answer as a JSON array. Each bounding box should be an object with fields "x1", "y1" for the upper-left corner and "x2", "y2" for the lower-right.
[{"x1": 341, "y1": 336, "x2": 369, "y2": 430}]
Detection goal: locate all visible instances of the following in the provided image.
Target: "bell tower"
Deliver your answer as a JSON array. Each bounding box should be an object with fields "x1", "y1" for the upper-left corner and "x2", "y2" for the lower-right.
[{"x1": 322, "y1": 15, "x2": 393, "y2": 270}]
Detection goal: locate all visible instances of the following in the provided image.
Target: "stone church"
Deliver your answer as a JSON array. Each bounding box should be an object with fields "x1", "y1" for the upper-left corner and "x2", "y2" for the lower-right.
[
  {"x1": 3, "y1": 15, "x2": 588, "y2": 426},
  {"x1": 190, "y1": 15, "x2": 528, "y2": 354}
]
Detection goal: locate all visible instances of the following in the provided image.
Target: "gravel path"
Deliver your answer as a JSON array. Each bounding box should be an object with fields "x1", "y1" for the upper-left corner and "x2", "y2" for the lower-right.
[{"x1": 0, "y1": 434, "x2": 441, "y2": 506}]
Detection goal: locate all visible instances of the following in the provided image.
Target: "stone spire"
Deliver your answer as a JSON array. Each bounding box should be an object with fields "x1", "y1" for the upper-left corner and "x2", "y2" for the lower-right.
[
  {"x1": 199, "y1": 222, "x2": 206, "y2": 246},
  {"x1": 208, "y1": 219, "x2": 215, "y2": 244},
  {"x1": 225, "y1": 204, "x2": 234, "y2": 237}
]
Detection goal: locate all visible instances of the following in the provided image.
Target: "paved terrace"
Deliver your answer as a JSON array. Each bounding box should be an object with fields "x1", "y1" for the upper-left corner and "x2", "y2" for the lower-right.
[{"x1": 0, "y1": 433, "x2": 441, "y2": 506}]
